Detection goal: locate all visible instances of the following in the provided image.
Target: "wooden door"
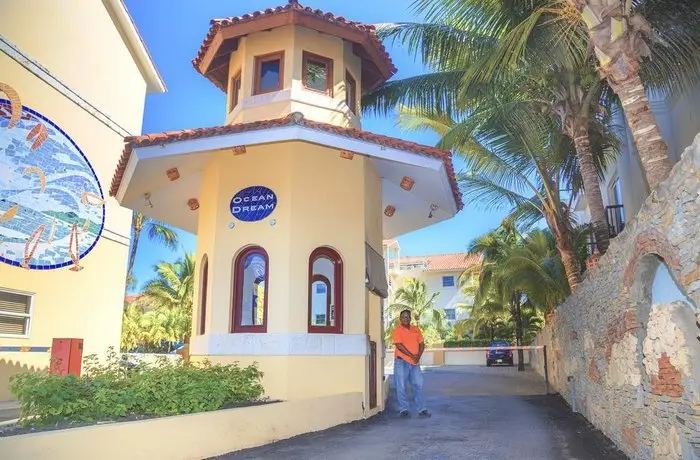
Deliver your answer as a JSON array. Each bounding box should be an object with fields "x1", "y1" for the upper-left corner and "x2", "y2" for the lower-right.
[{"x1": 369, "y1": 340, "x2": 377, "y2": 409}]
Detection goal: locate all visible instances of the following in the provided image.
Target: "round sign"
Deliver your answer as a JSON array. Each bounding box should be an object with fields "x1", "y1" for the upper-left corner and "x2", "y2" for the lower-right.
[
  {"x1": 230, "y1": 186, "x2": 277, "y2": 222},
  {"x1": 0, "y1": 98, "x2": 105, "y2": 270}
]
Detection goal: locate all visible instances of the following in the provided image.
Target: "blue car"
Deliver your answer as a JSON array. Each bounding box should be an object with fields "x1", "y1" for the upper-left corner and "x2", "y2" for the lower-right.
[{"x1": 486, "y1": 341, "x2": 514, "y2": 367}]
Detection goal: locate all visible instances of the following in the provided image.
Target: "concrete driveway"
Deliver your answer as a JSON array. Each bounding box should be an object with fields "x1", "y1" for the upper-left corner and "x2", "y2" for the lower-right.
[{"x1": 214, "y1": 366, "x2": 628, "y2": 460}]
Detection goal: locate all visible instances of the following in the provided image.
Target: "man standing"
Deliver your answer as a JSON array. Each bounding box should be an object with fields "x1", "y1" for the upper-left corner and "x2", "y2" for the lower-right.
[{"x1": 392, "y1": 309, "x2": 431, "y2": 418}]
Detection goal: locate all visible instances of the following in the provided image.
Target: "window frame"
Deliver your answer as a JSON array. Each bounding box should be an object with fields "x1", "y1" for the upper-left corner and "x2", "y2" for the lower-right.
[
  {"x1": 302, "y1": 51, "x2": 334, "y2": 96},
  {"x1": 0, "y1": 287, "x2": 34, "y2": 339},
  {"x1": 444, "y1": 308, "x2": 457, "y2": 321},
  {"x1": 253, "y1": 51, "x2": 285, "y2": 96},
  {"x1": 442, "y1": 275, "x2": 455, "y2": 288},
  {"x1": 345, "y1": 71, "x2": 357, "y2": 114},
  {"x1": 199, "y1": 255, "x2": 209, "y2": 335},
  {"x1": 307, "y1": 247, "x2": 343, "y2": 334},
  {"x1": 229, "y1": 71, "x2": 242, "y2": 112},
  {"x1": 231, "y1": 246, "x2": 269, "y2": 333}
]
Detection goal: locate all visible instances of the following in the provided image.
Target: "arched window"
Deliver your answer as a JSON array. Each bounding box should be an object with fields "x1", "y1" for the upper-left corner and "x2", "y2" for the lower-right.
[
  {"x1": 232, "y1": 247, "x2": 269, "y2": 333},
  {"x1": 199, "y1": 254, "x2": 209, "y2": 335},
  {"x1": 308, "y1": 247, "x2": 343, "y2": 333}
]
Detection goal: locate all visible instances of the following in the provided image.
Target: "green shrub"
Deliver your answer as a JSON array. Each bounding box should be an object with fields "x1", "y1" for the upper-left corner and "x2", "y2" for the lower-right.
[
  {"x1": 443, "y1": 339, "x2": 504, "y2": 348},
  {"x1": 9, "y1": 347, "x2": 264, "y2": 427}
]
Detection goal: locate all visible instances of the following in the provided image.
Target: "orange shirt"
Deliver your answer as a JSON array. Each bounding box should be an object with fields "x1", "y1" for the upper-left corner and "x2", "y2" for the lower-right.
[{"x1": 392, "y1": 325, "x2": 424, "y2": 364}]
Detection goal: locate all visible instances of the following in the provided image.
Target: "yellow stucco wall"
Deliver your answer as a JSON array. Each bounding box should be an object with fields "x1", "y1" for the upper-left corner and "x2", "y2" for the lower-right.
[
  {"x1": 193, "y1": 141, "x2": 367, "y2": 336},
  {"x1": 226, "y1": 25, "x2": 360, "y2": 127},
  {"x1": 0, "y1": 392, "x2": 365, "y2": 460},
  {"x1": 0, "y1": 0, "x2": 149, "y2": 135},
  {"x1": 190, "y1": 140, "x2": 385, "y2": 405},
  {"x1": 0, "y1": 4, "x2": 153, "y2": 400}
]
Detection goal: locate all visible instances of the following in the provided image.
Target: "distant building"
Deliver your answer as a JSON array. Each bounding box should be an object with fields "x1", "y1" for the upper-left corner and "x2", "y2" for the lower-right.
[
  {"x1": 573, "y1": 87, "x2": 700, "y2": 249},
  {"x1": 383, "y1": 240, "x2": 479, "y2": 324}
]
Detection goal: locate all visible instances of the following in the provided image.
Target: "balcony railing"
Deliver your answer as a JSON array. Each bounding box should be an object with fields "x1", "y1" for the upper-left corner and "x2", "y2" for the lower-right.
[
  {"x1": 606, "y1": 204, "x2": 625, "y2": 237},
  {"x1": 585, "y1": 204, "x2": 626, "y2": 256}
]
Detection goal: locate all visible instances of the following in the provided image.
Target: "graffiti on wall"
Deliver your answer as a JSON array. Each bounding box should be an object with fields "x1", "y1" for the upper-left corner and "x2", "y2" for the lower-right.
[{"x1": 0, "y1": 83, "x2": 105, "y2": 270}]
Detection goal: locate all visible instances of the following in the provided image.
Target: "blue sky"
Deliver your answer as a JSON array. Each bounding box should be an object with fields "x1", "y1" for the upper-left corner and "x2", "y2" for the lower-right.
[{"x1": 124, "y1": 0, "x2": 508, "y2": 292}]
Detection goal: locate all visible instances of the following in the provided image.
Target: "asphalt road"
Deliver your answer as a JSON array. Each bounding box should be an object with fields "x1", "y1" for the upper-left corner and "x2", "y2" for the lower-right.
[{"x1": 214, "y1": 366, "x2": 628, "y2": 460}]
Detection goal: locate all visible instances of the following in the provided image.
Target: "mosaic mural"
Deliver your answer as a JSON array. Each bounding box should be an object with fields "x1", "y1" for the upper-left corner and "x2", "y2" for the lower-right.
[{"x1": 0, "y1": 83, "x2": 105, "y2": 270}]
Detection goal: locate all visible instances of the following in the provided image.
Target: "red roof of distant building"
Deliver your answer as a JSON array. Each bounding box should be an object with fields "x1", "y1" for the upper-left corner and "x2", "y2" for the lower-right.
[
  {"x1": 109, "y1": 113, "x2": 463, "y2": 210},
  {"x1": 400, "y1": 253, "x2": 481, "y2": 272},
  {"x1": 124, "y1": 294, "x2": 142, "y2": 304}
]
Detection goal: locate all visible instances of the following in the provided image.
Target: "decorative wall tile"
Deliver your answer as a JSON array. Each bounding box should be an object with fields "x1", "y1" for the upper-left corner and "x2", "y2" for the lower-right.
[{"x1": 0, "y1": 95, "x2": 105, "y2": 270}]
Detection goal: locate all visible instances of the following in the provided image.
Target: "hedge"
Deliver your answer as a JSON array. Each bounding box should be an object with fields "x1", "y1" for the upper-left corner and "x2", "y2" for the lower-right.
[{"x1": 9, "y1": 348, "x2": 264, "y2": 427}]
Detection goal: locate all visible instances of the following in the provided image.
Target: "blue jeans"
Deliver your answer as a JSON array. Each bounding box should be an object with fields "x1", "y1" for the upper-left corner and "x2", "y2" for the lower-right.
[{"x1": 394, "y1": 358, "x2": 426, "y2": 413}]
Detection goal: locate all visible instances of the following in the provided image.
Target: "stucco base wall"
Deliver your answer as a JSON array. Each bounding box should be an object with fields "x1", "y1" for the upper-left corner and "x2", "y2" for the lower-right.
[
  {"x1": 193, "y1": 354, "x2": 367, "y2": 402},
  {"x1": 0, "y1": 392, "x2": 365, "y2": 460}
]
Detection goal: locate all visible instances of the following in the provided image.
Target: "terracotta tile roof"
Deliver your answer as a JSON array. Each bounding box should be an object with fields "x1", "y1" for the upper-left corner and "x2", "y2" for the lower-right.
[
  {"x1": 192, "y1": 0, "x2": 396, "y2": 90},
  {"x1": 124, "y1": 294, "x2": 142, "y2": 304},
  {"x1": 399, "y1": 253, "x2": 481, "y2": 272},
  {"x1": 109, "y1": 112, "x2": 464, "y2": 211}
]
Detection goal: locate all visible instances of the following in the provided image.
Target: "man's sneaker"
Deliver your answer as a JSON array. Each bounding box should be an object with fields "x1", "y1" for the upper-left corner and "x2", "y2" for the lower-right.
[
  {"x1": 399, "y1": 410, "x2": 410, "y2": 418},
  {"x1": 418, "y1": 409, "x2": 432, "y2": 418}
]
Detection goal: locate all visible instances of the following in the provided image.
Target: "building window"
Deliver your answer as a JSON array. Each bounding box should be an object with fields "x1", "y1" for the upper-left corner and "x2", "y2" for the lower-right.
[
  {"x1": 254, "y1": 51, "x2": 284, "y2": 95},
  {"x1": 345, "y1": 71, "x2": 357, "y2": 114},
  {"x1": 0, "y1": 289, "x2": 33, "y2": 338},
  {"x1": 442, "y1": 276, "x2": 455, "y2": 287},
  {"x1": 229, "y1": 71, "x2": 242, "y2": 112},
  {"x1": 199, "y1": 255, "x2": 209, "y2": 335},
  {"x1": 302, "y1": 51, "x2": 333, "y2": 95},
  {"x1": 444, "y1": 308, "x2": 456, "y2": 321},
  {"x1": 308, "y1": 247, "x2": 343, "y2": 333},
  {"x1": 232, "y1": 247, "x2": 269, "y2": 333}
]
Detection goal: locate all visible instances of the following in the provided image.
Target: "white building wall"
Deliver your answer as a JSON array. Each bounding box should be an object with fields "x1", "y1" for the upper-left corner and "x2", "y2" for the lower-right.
[{"x1": 576, "y1": 85, "x2": 700, "y2": 225}]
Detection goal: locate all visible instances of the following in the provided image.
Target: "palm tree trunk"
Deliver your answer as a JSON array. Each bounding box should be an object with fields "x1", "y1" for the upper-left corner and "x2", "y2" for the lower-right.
[
  {"x1": 573, "y1": 123, "x2": 610, "y2": 253},
  {"x1": 606, "y1": 68, "x2": 672, "y2": 190},
  {"x1": 512, "y1": 294, "x2": 525, "y2": 372},
  {"x1": 544, "y1": 210, "x2": 582, "y2": 291},
  {"x1": 126, "y1": 212, "x2": 144, "y2": 282},
  {"x1": 575, "y1": 1, "x2": 674, "y2": 190},
  {"x1": 558, "y1": 238, "x2": 582, "y2": 291}
]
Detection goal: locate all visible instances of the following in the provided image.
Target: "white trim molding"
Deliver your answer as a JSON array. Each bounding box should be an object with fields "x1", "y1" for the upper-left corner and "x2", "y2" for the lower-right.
[
  {"x1": 102, "y1": 0, "x2": 166, "y2": 94},
  {"x1": 190, "y1": 333, "x2": 369, "y2": 356}
]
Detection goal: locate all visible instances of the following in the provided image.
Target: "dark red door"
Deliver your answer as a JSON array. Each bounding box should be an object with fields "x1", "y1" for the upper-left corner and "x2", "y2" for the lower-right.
[{"x1": 369, "y1": 340, "x2": 377, "y2": 409}]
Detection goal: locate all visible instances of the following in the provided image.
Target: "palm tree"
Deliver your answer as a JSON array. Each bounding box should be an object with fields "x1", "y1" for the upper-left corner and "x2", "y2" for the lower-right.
[
  {"x1": 368, "y1": 9, "x2": 621, "y2": 254},
  {"x1": 123, "y1": 253, "x2": 196, "y2": 351},
  {"x1": 121, "y1": 303, "x2": 147, "y2": 351},
  {"x1": 385, "y1": 278, "x2": 447, "y2": 345},
  {"x1": 396, "y1": 102, "x2": 607, "y2": 290},
  {"x1": 567, "y1": 0, "x2": 700, "y2": 189},
  {"x1": 394, "y1": 0, "x2": 700, "y2": 191},
  {"x1": 463, "y1": 223, "x2": 580, "y2": 370},
  {"x1": 126, "y1": 212, "x2": 180, "y2": 286}
]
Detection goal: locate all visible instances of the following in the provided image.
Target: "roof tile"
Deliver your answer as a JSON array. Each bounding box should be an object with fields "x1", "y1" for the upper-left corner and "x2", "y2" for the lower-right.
[
  {"x1": 399, "y1": 253, "x2": 481, "y2": 272},
  {"x1": 192, "y1": 1, "x2": 396, "y2": 88},
  {"x1": 109, "y1": 113, "x2": 463, "y2": 211}
]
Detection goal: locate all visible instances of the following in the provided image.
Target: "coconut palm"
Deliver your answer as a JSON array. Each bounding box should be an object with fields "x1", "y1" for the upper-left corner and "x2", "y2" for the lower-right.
[
  {"x1": 397, "y1": 100, "x2": 609, "y2": 290},
  {"x1": 121, "y1": 303, "x2": 147, "y2": 351},
  {"x1": 122, "y1": 253, "x2": 196, "y2": 351},
  {"x1": 567, "y1": 0, "x2": 700, "y2": 189},
  {"x1": 385, "y1": 278, "x2": 447, "y2": 346},
  {"x1": 126, "y1": 212, "x2": 180, "y2": 286},
  {"x1": 462, "y1": 222, "x2": 583, "y2": 369},
  {"x1": 368, "y1": 9, "x2": 622, "y2": 254},
  {"x1": 387, "y1": 0, "x2": 700, "y2": 191}
]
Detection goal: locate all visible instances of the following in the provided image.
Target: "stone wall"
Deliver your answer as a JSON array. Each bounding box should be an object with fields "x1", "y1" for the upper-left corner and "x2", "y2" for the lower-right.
[{"x1": 533, "y1": 134, "x2": 700, "y2": 460}]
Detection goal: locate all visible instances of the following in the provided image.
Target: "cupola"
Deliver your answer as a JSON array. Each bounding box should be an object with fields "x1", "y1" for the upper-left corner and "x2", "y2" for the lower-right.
[{"x1": 192, "y1": 0, "x2": 396, "y2": 128}]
